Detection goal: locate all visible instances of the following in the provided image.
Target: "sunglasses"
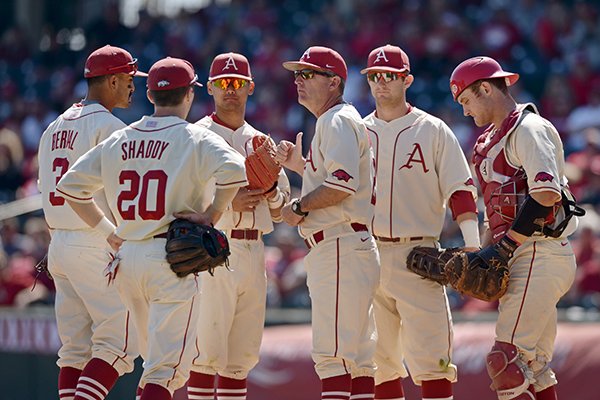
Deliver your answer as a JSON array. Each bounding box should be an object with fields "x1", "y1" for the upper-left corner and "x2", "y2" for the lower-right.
[
  {"x1": 294, "y1": 69, "x2": 336, "y2": 80},
  {"x1": 212, "y1": 77, "x2": 249, "y2": 90},
  {"x1": 367, "y1": 72, "x2": 405, "y2": 83}
]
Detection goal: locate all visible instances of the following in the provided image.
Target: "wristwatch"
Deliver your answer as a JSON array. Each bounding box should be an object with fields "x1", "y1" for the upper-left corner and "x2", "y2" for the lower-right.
[{"x1": 291, "y1": 198, "x2": 309, "y2": 217}]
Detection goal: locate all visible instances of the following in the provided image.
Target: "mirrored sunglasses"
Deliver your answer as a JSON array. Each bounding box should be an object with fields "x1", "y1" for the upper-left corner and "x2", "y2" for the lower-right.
[
  {"x1": 293, "y1": 69, "x2": 336, "y2": 80},
  {"x1": 212, "y1": 77, "x2": 249, "y2": 90},
  {"x1": 367, "y1": 72, "x2": 404, "y2": 83}
]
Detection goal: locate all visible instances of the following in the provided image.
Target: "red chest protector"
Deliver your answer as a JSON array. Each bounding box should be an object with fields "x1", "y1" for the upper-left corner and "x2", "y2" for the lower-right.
[{"x1": 472, "y1": 109, "x2": 526, "y2": 241}]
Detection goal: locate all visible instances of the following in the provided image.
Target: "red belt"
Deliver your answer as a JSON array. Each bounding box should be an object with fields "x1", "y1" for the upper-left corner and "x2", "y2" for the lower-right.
[
  {"x1": 304, "y1": 223, "x2": 368, "y2": 249},
  {"x1": 373, "y1": 235, "x2": 425, "y2": 243},
  {"x1": 230, "y1": 229, "x2": 260, "y2": 240}
]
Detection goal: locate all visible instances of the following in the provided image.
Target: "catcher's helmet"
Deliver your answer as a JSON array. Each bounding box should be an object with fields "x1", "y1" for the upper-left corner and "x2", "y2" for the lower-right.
[{"x1": 450, "y1": 56, "x2": 519, "y2": 101}]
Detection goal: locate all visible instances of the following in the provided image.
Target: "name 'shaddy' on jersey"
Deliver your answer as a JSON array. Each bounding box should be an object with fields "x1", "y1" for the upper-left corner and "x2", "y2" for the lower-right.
[{"x1": 121, "y1": 139, "x2": 170, "y2": 160}]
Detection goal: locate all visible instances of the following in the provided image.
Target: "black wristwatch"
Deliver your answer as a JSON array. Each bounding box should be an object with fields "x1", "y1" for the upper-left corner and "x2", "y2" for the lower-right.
[{"x1": 291, "y1": 198, "x2": 309, "y2": 217}]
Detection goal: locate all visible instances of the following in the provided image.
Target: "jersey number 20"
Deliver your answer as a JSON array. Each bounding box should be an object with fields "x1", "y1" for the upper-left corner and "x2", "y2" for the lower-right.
[{"x1": 117, "y1": 170, "x2": 167, "y2": 220}]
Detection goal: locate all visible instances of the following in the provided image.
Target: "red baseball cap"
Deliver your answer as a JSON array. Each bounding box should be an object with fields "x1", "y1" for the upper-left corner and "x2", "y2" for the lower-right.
[
  {"x1": 84, "y1": 45, "x2": 147, "y2": 78},
  {"x1": 147, "y1": 57, "x2": 203, "y2": 91},
  {"x1": 209, "y1": 52, "x2": 252, "y2": 81},
  {"x1": 283, "y1": 46, "x2": 348, "y2": 81},
  {"x1": 360, "y1": 44, "x2": 410, "y2": 75}
]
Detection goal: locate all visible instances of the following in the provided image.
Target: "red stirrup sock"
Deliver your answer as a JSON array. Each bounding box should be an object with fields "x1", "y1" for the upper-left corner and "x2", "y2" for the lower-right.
[
  {"x1": 58, "y1": 366, "x2": 82, "y2": 400},
  {"x1": 188, "y1": 371, "x2": 216, "y2": 399},
  {"x1": 422, "y1": 378, "x2": 453, "y2": 400},
  {"x1": 140, "y1": 383, "x2": 172, "y2": 400},
  {"x1": 73, "y1": 358, "x2": 119, "y2": 400},
  {"x1": 374, "y1": 377, "x2": 404, "y2": 400},
  {"x1": 217, "y1": 376, "x2": 247, "y2": 400},
  {"x1": 351, "y1": 376, "x2": 374, "y2": 399}
]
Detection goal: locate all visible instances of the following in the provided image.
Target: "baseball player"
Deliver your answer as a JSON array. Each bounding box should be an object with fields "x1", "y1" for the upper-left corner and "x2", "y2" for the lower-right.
[
  {"x1": 37, "y1": 45, "x2": 146, "y2": 400},
  {"x1": 186, "y1": 52, "x2": 290, "y2": 400},
  {"x1": 277, "y1": 46, "x2": 380, "y2": 400},
  {"x1": 362, "y1": 45, "x2": 480, "y2": 400},
  {"x1": 450, "y1": 56, "x2": 580, "y2": 400},
  {"x1": 56, "y1": 57, "x2": 247, "y2": 400}
]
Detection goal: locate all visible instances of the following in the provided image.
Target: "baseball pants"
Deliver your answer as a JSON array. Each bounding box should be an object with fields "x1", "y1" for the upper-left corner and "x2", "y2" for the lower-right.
[
  {"x1": 191, "y1": 238, "x2": 267, "y2": 379},
  {"x1": 374, "y1": 239, "x2": 457, "y2": 386},
  {"x1": 497, "y1": 237, "x2": 576, "y2": 392},
  {"x1": 115, "y1": 238, "x2": 200, "y2": 394},
  {"x1": 48, "y1": 229, "x2": 137, "y2": 376},
  {"x1": 304, "y1": 231, "x2": 380, "y2": 379}
]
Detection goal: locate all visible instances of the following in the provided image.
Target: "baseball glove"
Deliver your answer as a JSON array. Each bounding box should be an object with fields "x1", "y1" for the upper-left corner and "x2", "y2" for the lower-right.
[
  {"x1": 445, "y1": 245, "x2": 511, "y2": 302},
  {"x1": 165, "y1": 219, "x2": 230, "y2": 277},
  {"x1": 245, "y1": 135, "x2": 281, "y2": 193},
  {"x1": 406, "y1": 246, "x2": 461, "y2": 285}
]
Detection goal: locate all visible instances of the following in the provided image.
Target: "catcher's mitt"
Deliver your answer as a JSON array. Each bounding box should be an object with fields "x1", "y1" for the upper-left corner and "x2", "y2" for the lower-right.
[
  {"x1": 406, "y1": 246, "x2": 462, "y2": 285},
  {"x1": 445, "y1": 243, "x2": 511, "y2": 302},
  {"x1": 165, "y1": 219, "x2": 230, "y2": 277},
  {"x1": 245, "y1": 135, "x2": 281, "y2": 193}
]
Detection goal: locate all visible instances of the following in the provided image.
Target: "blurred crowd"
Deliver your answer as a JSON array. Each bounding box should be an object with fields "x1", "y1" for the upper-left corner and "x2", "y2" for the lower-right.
[{"x1": 1, "y1": 0, "x2": 600, "y2": 313}]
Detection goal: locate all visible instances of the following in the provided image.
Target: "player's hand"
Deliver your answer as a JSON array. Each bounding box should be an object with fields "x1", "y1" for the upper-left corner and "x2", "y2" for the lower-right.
[
  {"x1": 276, "y1": 132, "x2": 305, "y2": 175},
  {"x1": 281, "y1": 201, "x2": 304, "y2": 226},
  {"x1": 174, "y1": 208, "x2": 221, "y2": 226},
  {"x1": 462, "y1": 246, "x2": 480, "y2": 253},
  {"x1": 232, "y1": 188, "x2": 264, "y2": 212},
  {"x1": 107, "y1": 232, "x2": 124, "y2": 253}
]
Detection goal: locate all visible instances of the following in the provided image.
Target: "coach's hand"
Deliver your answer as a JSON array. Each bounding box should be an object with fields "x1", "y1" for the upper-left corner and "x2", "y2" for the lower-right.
[
  {"x1": 276, "y1": 132, "x2": 305, "y2": 175},
  {"x1": 281, "y1": 201, "x2": 304, "y2": 226}
]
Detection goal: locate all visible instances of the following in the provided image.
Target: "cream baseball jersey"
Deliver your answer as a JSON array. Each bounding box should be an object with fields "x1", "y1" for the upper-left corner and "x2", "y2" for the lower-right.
[
  {"x1": 38, "y1": 103, "x2": 125, "y2": 230},
  {"x1": 196, "y1": 115, "x2": 290, "y2": 234},
  {"x1": 298, "y1": 103, "x2": 375, "y2": 237},
  {"x1": 57, "y1": 115, "x2": 247, "y2": 239},
  {"x1": 473, "y1": 103, "x2": 576, "y2": 239},
  {"x1": 364, "y1": 106, "x2": 477, "y2": 238}
]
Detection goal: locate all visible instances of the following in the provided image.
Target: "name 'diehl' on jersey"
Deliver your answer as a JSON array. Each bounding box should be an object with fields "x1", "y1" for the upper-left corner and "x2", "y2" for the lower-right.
[{"x1": 121, "y1": 139, "x2": 170, "y2": 161}]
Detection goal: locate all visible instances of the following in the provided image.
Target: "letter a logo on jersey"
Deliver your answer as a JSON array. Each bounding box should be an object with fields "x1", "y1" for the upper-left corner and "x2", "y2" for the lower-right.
[
  {"x1": 374, "y1": 49, "x2": 389, "y2": 64},
  {"x1": 399, "y1": 143, "x2": 429, "y2": 173},
  {"x1": 223, "y1": 55, "x2": 239, "y2": 71}
]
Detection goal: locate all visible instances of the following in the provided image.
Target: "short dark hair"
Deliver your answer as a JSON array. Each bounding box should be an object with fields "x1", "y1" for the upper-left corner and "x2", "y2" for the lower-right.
[
  {"x1": 150, "y1": 86, "x2": 190, "y2": 106},
  {"x1": 469, "y1": 77, "x2": 509, "y2": 97},
  {"x1": 86, "y1": 75, "x2": 109, "y2": 87}
]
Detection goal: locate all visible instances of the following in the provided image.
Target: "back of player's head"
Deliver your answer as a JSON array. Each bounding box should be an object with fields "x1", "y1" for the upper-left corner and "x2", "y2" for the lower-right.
[{"x1": 147, "y1": 57, "x2": 202, "y2": 106}]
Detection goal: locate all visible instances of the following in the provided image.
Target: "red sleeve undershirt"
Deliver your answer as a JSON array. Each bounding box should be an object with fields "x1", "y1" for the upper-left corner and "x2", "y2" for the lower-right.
[{"x1": 449, "y1": 190, "x2": 477, "y2": 220}]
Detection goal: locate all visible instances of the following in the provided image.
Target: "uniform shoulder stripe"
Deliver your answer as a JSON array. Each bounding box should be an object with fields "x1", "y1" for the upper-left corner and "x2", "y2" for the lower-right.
[
  {"x1": 62, "y1": 110, "x2": 111, "y2": 121},
  {"x1": 131, "y1": 122, "x2": 187, "y2": 133}
]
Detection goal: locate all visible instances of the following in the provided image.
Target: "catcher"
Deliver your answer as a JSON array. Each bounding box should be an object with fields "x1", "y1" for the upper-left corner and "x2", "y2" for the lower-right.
[
  {"x1": 186, "y1": 52, "x2": 290, "y2": 400},
  {"x1": 447, "y1": 56, "x2": 585, "y2": 400}
]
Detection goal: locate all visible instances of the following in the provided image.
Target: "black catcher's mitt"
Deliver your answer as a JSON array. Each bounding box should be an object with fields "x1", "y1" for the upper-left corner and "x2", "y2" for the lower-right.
[
  {"x1": 165, "y1": 219, "x2": 230, "y2": 277},
  {"x1": 445, "y1": 240, "x2": 512, "y2": 302},
  {"x1": 406, "y1": 246, "x2": 462, "y2": 286}
]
